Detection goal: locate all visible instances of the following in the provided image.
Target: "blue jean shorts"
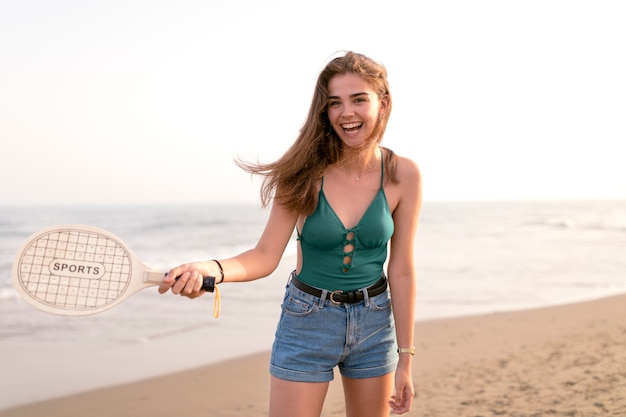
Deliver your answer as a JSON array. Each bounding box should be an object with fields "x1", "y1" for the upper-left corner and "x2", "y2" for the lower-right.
[{"x1": 270, "y1": 276, "x2": 398, "y2": 383}]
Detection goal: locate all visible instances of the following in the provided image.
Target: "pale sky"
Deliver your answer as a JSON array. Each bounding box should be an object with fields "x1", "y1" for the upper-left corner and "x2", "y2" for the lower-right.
[{"x1": 1, "y1": 0, "x2": 624, "y2": 206}]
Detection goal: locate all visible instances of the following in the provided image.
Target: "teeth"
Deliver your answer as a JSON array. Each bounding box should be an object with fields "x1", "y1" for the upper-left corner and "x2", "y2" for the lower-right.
[{"x1": 342, "y1": 123, "x2": 362, "y2": 129}]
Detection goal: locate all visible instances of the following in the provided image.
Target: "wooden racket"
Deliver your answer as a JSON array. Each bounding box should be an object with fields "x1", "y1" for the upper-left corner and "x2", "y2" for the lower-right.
[{"x1": 12, "y1": 224, "x2": 216, "y2": 316}]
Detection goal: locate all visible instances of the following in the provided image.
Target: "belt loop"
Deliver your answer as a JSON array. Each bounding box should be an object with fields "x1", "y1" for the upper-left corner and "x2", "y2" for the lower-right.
[
  {"x1": 362, "y1": 288, "x2": 370, "y2": 307},
  {"x1": 318, "y1": 289, "x2": 328, "y2": 309}
]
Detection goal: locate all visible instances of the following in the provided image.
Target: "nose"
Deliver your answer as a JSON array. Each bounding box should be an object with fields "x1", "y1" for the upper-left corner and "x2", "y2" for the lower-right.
[{"x1": 341, "y1": 102, "x2": 356, "y2": 117}]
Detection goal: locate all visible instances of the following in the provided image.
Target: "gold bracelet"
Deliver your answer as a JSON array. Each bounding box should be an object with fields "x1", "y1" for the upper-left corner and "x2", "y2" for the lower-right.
[{"x1": 397, "y1": 347, "x2": 415, "y2": 355}]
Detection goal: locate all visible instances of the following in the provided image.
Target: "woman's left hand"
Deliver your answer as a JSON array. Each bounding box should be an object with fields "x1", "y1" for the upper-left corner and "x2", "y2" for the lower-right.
[{"x1": 388, "y1": 365, "x2": 415, "y2": 414}]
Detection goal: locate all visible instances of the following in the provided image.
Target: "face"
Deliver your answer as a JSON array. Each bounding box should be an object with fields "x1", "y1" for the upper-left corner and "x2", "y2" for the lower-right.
[{"x1": 327, "y1": 72, "x2": 389, "y2": 149}]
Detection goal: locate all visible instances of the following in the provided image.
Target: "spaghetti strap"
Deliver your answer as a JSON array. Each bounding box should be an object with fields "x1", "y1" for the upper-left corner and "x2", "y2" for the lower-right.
[{"x1": 379, "y1": 149, "x2": 385, "y2": 188}]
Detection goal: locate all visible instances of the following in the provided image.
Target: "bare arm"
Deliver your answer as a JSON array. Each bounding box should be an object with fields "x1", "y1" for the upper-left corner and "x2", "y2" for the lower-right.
[
  {"x1": 387, "y1": 156, "x2": 422, "y2": 414},
  {"x1": 159, "y1": 200, "x2": 299, "y2": 296}
]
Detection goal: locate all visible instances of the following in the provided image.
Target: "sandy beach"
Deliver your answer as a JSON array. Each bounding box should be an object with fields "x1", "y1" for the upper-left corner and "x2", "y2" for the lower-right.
[{"x1": 1, "y1": 292, "x2": 625, "y2": 417}]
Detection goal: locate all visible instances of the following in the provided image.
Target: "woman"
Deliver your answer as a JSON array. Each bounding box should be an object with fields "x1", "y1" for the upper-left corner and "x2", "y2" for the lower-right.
[{"x1": 159, "y1": 51, "x2": 422, "y2": 416}]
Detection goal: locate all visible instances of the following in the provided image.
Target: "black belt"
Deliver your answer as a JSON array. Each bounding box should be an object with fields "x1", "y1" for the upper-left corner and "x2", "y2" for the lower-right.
[{"x1": 290, "y1": 273, "x2": 387, "y2": 305}]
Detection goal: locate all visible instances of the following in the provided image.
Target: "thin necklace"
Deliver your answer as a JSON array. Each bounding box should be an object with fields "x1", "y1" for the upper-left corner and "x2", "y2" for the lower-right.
[
  {"x1": 349, "y1": 163, "x2": 371, "y2": 181},
  {"x1": 339, "y1": 151, "x2": 375, "y2": 181}
]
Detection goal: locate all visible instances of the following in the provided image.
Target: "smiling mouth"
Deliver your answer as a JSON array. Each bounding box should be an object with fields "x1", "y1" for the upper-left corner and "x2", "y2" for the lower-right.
[{"x1": 342, "y1": 122, "x2": 363, "y2": 134}]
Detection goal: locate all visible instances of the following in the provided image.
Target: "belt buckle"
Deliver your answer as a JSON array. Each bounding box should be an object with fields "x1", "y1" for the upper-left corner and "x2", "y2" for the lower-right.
[{"x1": 329, "y1": 290, "x2": 344, "y2": 305}]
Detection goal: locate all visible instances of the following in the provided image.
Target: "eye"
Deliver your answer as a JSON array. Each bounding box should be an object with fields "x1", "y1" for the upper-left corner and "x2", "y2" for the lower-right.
[{"x1": 328, "y1": 100, "x2": 341, "y2": 107}]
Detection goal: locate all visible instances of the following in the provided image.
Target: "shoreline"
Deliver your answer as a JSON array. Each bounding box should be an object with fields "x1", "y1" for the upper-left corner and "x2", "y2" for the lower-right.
[{"x1": 2, "y1": 292, "x2": 625, "y2": 416}]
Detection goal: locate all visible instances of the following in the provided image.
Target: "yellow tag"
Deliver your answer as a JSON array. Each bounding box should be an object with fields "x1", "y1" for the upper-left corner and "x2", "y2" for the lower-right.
[{"x1": 213, "y1": 284, "x2": 221, "y2": 318}]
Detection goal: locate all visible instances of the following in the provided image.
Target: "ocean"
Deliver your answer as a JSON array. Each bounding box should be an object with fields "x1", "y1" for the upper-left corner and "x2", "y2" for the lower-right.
[{"x1": 1, "y1": 200, "x2": 625, "y2": 408}]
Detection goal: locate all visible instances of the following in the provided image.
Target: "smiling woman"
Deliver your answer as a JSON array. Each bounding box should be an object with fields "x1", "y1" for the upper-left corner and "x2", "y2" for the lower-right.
[{"x1": 158, "y1": 51, "x2": 423, "y2": 417}]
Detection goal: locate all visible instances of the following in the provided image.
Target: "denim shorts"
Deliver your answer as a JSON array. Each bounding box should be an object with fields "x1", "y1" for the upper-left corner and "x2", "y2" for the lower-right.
[{"x1": 270, "y1": 276, "x2": 398, "y2": 383}]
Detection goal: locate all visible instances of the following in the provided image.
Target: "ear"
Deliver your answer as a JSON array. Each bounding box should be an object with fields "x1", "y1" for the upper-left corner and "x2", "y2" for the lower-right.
[{"x1": 379, "y1": 94, "x2": 390, "y2": 115}]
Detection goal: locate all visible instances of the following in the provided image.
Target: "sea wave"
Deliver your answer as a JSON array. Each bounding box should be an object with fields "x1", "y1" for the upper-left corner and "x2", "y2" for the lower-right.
[
  {"x1": 525, "y1": 215, "x2": 626, "y2": 233},
  {"x1": 544, "y1": 219, "x2": 626, "y2": 233}
]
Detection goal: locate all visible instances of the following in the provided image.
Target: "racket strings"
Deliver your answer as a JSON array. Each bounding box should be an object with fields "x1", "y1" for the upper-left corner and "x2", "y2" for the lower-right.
[{"x1": 18, "y1": 231, "x2": 130, "y2": 310}]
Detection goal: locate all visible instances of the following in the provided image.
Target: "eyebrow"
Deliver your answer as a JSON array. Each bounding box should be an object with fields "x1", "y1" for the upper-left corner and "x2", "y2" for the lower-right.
[{"x1": 328, "y1": 92, "x2": 370, "y2": 100}]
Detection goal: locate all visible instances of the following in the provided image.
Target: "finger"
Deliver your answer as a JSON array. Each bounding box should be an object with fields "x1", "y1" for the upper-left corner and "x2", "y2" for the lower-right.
[
  {"x1": 158, "y1": 270, "x2": 178, "y2": 294},
  {"x1": 157, "y1": 280, "x2": 171, "y2": 294},
  {"x1": 192, "y1": 271, "x2": 205, "y2": 293},
  {"x1": 388, "y1": 400, "x2": 408, "y2": 415},
  {"x1": 171, "y1": 271, "x2": 191, "y2": 295},
  {"x1": 389, "y1": 387, "x2": 413, "y2": 414},
  {"x1": 181, "y1": 270, "x2": 202, "y2": 296}
]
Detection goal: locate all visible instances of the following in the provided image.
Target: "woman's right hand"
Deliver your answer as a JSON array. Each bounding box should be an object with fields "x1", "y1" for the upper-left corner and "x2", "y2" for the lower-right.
[{"x1": 158, "y1": 261, "x2": 215, "y2": 298}]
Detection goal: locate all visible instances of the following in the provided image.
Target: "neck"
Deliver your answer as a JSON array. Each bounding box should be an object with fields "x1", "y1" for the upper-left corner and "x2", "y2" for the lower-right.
[{"x1": 338, "y1": 146, "x2": 380, "y2": 181}]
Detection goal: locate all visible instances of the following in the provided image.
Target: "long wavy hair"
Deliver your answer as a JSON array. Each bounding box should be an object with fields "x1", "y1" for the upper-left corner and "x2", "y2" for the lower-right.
[{"x1": 236, "y1": 51, "x2": 397, "y2": 214}]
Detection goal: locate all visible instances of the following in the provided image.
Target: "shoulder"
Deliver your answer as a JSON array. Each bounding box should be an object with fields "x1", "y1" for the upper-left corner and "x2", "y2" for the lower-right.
[
  {"x1": 396, "y1": 155, "x2": 422, "y2": 206},
  {"x1": 395, "y1": 154, "x2": 421, "y2": 181},
  {"x1": 382, "y1": 149, "x2": 422, "y2": 213},
  {"x1": 384, "y1": 147, "x2": 421, "y2": 185}
]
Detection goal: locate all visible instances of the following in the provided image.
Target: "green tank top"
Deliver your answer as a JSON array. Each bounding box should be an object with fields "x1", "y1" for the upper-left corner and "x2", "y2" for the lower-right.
[{"x1": 296, "y1": 154, "x2": 394, "y2": 291}]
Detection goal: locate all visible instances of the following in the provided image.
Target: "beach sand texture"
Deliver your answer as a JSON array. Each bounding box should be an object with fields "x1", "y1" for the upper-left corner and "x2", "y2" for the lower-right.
[{"x1": 1, "y1": 293, "x2": 624, "y2": 417}]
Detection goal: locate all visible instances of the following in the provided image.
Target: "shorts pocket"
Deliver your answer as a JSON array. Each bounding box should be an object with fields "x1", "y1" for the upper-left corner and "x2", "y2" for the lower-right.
[
  {"x1": 367, "y1": 290, "x2": 392, "y2": 311},
  {"x1": 282, "y1": 287, "x2": 317, "y2": 317}
]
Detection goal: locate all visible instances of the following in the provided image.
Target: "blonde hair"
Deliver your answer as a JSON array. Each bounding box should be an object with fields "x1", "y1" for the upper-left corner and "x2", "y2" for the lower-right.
[{"x1": 237, "y1": 51, "x2": 397, "y2": 214}]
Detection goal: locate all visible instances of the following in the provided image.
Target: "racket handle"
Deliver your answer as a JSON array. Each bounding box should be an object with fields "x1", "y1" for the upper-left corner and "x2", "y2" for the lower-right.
[{"x1": 173, "y1": 275, "x2": 216, "y2": 292}]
